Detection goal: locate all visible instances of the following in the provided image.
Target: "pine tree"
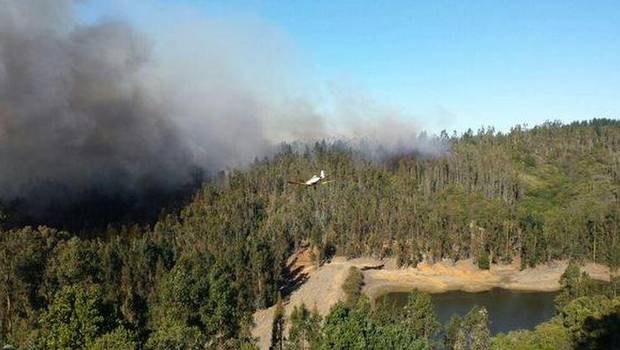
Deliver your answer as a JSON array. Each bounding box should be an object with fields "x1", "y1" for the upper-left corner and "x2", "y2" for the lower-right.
[
  {"x1": 471, "y1": 307, "x2": 490, "y2": 350},
  {"x1": 402, "y1": 290, "x2": 440, "y2": 341},
  {"x1": 270, "y1": 295, "x2": 285, "y2": 350},
  {"x1": 453, "y1": 328, "x2": 467, "y2": 350},
  {"x1": 555, "y1": 260, "x2": 593, "y2": 309},
  {"x1": 36, "y1": 285, "x2": 112, "y2": 350},
  {"x1": 286, "y1": 303, "x2": 322, "y2": 350},
  {"x1": 444, "y1": 314, "x2": 463, "y2": 349},
  {"x1": 341, "y1": 267, "x2": 364, "y2": 306}
]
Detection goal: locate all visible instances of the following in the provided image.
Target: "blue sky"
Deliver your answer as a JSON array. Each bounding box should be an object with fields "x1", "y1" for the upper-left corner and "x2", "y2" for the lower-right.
[{"x1": 79, "y1": 1, "x2": 619, "y2": 134}]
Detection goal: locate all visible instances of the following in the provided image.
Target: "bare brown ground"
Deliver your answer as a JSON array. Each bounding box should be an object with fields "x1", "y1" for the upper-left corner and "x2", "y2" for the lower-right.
[
  {"x1": 252, "y1": 255, "x2": 383, "y2": 349},
  {"x1": 364, "y1": 259, "x2": 612, "y2": 300},
  {"x1": 252, "y1": 256, "x2": 613, "y2": 349}
]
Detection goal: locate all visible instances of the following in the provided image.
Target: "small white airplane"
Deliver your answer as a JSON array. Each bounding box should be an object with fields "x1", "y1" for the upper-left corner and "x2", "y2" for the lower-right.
[{"x1": 288, "y1": 170, "x2": 334, "y2": 186}]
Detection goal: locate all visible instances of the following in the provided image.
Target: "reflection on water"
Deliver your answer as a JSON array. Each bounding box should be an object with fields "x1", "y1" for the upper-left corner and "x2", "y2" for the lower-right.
[{"x1": 376, "y1": 288, "x2": 558, "y2": 335}]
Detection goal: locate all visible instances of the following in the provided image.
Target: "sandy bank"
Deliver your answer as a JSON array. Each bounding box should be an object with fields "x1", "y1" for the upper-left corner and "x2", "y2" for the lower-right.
[
  {"x1": 252, "y1": 256, "x2": 612, "y2": 349},
  {"x1": 252, "y1": 256, "x2": 382, "y2": 350},
  {"x1": 363, "y1": 259, "x2": 612, "y2": 300}
]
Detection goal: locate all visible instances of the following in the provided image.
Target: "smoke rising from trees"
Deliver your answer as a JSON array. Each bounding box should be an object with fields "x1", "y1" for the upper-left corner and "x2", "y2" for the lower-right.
[{"x1": 0, "y1": 1, "x2": 446, "y2": 225}]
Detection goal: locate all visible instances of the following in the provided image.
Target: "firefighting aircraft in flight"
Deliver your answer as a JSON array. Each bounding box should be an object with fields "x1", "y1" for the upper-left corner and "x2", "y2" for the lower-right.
[{"x1": 288, "y1": 170, "x2": 335, "y2": 187}]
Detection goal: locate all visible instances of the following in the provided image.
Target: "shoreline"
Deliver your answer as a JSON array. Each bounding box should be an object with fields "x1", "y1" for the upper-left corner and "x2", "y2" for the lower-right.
[
  {"x1": 251, "y1": 256, "x2": 612, "y2": 349},
  {"x1": 363, "y1": 258, "x2": 611, "y2": 300}
]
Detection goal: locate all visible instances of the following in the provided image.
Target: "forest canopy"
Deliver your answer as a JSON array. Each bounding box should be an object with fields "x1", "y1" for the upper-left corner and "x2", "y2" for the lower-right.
[{"x1": 0, "y1": 119, "x2": 619, "y2": 348}]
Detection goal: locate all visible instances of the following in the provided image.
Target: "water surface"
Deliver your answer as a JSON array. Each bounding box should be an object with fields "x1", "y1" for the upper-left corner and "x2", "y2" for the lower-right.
[{"x1": 376, "y1": 288, "x2": 558, "y2": 334}]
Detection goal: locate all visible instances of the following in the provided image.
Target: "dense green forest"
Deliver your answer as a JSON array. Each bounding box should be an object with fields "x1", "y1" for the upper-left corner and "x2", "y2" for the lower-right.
[{"x1": 0, "y1": 119, "x2": 619, "y2": 348}]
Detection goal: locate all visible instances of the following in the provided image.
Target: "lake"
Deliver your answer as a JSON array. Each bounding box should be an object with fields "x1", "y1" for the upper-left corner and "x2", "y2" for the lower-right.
[{"x1": 376, "y1": 288, "x2": 558, "y2": 335}]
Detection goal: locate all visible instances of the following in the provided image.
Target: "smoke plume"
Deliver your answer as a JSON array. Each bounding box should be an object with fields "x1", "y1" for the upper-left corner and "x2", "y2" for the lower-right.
[
  {"x1": 0, "y1": 1, "x2": 200, "y2": 224},
  {"x1": 0, "y1": 1, "x2": 446, "y2": 227}
]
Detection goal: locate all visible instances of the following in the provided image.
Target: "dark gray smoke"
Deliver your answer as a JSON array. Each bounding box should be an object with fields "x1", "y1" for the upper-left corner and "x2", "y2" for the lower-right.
[
  {"x1": 0, "y1": 1, "x2": 200, "y2": 224},
  {"x1": 0, "y1": 1, "x2": 448, "y2": 227}
]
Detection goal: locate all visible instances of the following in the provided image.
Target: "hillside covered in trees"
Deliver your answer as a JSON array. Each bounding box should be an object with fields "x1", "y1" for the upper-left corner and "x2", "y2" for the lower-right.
[{"x1": 0, "y1": 119, "x2": 619, "y2": 348}]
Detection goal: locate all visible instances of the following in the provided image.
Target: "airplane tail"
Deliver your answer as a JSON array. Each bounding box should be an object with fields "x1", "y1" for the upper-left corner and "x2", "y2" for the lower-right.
[{"x1": 320, "y1": 170, "x2": 326, "y2": 179}]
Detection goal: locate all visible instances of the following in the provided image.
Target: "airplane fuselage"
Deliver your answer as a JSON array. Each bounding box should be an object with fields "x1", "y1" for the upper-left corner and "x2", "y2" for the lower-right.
[
  {"x1": 288, "y1": 170, "x2": 328, "y2": 187},
  {"x1": 305, "y1": 175, "x2": 321, "y2": 185}
]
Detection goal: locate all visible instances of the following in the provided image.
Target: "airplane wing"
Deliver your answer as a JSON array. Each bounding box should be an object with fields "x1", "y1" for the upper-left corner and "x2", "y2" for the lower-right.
[
  {"x1": 320, "y1": 180, "x2": 336, "y2": 185},
  {"x1": 287, "y1": 181, "x2": 308, "y2": 185}
]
